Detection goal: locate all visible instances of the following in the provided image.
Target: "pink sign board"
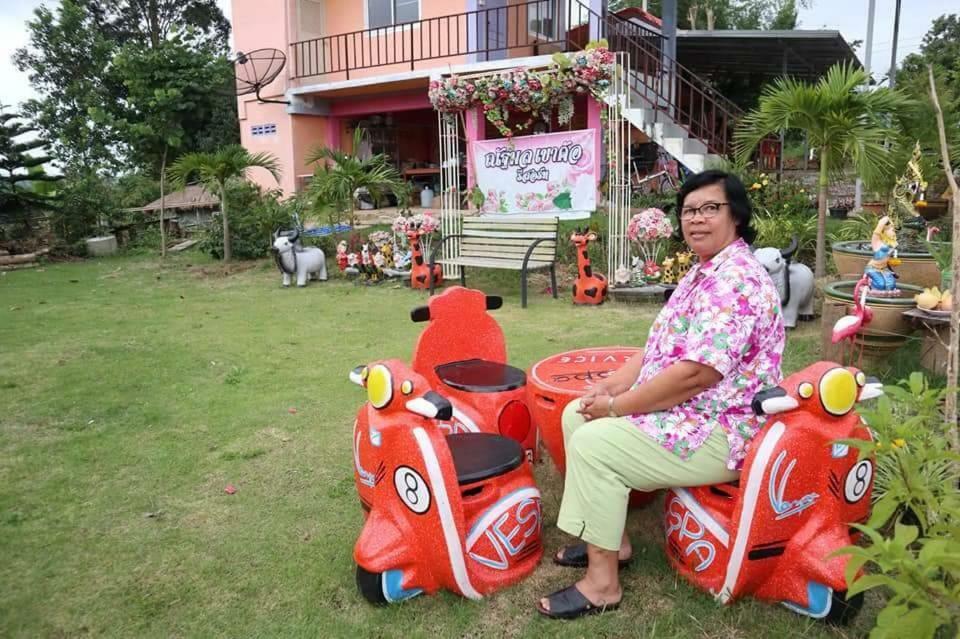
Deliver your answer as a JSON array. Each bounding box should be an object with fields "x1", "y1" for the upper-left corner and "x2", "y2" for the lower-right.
[{"x1": 471, "y1": 129, "x2": 597, "y2": 219}]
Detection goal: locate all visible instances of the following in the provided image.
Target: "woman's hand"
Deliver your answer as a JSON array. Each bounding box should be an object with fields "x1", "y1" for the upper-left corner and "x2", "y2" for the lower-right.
[
  {"x1": 578, "y1": 382, "x2": 608, "y2": 410},
  {"x1": 578, "y1": 392, "x2": 613, "y2": 421}
]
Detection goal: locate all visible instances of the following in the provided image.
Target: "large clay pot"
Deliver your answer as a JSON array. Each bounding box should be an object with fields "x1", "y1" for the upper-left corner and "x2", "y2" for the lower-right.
[
  {"x1": 831, "y1": 241, "x2": 941, "y2": 289},
  {"x1": 916, "y1": 199, "x2": 949, "y2": 220},
  {"x1": 861, "y1": 201, "x2": 887, "y2": 215},
  {"x1": 821, "y1": 280, "x2": 922, "y2": 358}
]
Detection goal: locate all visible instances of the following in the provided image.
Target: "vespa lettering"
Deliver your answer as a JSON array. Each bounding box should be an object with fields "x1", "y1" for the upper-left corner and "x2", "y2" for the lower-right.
[
  {"x1": 665, "y1": 497, "x2": 716, "y2": 572},
  {"x1": 768, "y1": 451, "x2": 819, "y2": 519},
  {"x1": 469, "y1": 498, "x2": 542, "y2": 571}
]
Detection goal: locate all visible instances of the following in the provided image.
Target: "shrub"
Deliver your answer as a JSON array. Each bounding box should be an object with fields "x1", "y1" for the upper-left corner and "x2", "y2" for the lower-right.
[
  {"x1": 49, "y1": 172, "x2": 119, "y2": 244},
  {"x1": 752, "y1": 209, "x2": 818, "y2": 265},
  {"x1": 197, "y1": 182, "x2": 295, "y2": 260},
  {"x1": 835, "y1": 373, "x2": 960, "y2": 639}
]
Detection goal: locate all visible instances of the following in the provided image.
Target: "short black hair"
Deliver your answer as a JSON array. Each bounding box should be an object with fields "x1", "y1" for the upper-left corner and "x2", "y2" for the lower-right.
[{"x1": 674, "y1": 170, "x2": 756, "y2": 245}]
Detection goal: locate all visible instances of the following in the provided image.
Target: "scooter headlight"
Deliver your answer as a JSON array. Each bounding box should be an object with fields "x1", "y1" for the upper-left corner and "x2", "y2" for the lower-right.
[{"x1": 367, "y1": 364, "x2": 393, "y2": 409}]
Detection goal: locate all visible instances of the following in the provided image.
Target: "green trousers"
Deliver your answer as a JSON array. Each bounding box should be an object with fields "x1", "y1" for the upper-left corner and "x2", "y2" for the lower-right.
[{"x1": 556, "y1": 399, "x2": 740, "y2": 551}]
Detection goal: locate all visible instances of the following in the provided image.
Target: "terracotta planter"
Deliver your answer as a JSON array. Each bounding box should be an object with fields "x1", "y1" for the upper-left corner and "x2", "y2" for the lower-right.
[
  {"x1": 861, "y1": 201, "x2": 887, "y2": 215},
  {"x1": 821, "y1": 281, "x2": 922, "y2": 358},
  {"x1": 831, "y1": 241, "x2": 941, "y2": 288}
]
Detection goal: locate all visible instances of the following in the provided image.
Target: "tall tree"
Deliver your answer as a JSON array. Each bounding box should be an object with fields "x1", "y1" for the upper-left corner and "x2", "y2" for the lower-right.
[
  {"x1": 735, "y1": 62, "x2": 913, "y2": 279},
  {"x1": 15, "y1": 1, "x2": 119, "y2": 169},
  {"x1": 15, "y1": 0, "x2": 237, "y2": 172},
  {"x1": 167, "y1": 146, "x2": 281, "y2": 262},
  {"x1": 896, "y1": 14, "x2": 960, "y2": 171},
  {"x1": 97, "y1": 34, "x2": 236, "y2": 256},
  {"x1": 0, "y1": 107, "x2": 61, "y2": 233}
]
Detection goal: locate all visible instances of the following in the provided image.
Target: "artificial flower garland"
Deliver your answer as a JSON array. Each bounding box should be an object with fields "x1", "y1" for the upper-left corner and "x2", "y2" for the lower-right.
[{"x1": 428, "y1": 43, "x2": 615, "y2": 139}]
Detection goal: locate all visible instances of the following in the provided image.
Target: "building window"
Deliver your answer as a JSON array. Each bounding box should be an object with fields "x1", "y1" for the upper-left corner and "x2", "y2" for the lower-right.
[
  {"x1": 251, "y1": 124, "x2": 278, "y2": 137},
  {"x1": 367, "y1": 0, "x2": 419, "y2": 29}
]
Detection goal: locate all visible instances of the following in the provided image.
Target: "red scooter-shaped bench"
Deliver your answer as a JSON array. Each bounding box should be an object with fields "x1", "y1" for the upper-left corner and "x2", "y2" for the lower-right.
[
  {"x1": 663, "y1": 361, "x2": 881, "y2": 623},
  {"x1": 350, "y1": 359, "x2": 543, "y2": 604}
]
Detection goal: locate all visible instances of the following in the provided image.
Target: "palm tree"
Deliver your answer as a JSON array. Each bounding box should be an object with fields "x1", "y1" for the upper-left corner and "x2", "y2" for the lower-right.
[
  {"x1": 735, "y1": 62, "x2": 913, "y2": 278},
  {"x1": 305, "y1": 128, "x2": 403, "y2": 226},
  {"x1": 167, "y1": 145, "x2": 280, "y2": 262}
]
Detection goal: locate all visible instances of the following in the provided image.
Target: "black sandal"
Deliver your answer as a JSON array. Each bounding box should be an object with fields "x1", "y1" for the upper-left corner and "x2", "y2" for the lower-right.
[
  {"x1": 553, "y1": 542, "x2": 632, "y2": 569},
  {"x1": 536, "y1": 584, "x2": 621, "y2": 620}
]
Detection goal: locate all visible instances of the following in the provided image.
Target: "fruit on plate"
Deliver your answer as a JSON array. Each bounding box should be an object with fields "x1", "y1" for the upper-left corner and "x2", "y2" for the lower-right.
[
  {"x1": 942, "y1": 291, "x2": 953, "y2": 311},
  {"x1": 915, "y1": 287, "x2": 942, "y2": 310}
]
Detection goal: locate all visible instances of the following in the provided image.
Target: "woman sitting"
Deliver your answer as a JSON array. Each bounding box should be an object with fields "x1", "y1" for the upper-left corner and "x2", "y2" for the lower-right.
[{"x1": 537, "y1": 170, "x2": 786, "y2": 619}]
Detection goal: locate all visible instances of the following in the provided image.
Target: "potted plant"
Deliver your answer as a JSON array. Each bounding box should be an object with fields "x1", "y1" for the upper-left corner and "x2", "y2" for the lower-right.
[{"x1": 829, "y1": 197, "x2": 853, "y2": 219}]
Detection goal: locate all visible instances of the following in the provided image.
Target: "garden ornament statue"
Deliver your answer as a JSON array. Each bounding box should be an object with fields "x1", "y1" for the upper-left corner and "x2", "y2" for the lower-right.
[
  {"x1": 406, "y1": 221, "x2": 442, "y2": 290},
  {"x1": 271, "y1": 229, "x2": 327, "y2": 287},
  {"x1": 676, "y1": 251, "x2": 694, "y2": 280},
  {"x1": 349, "y1": 358, "x2": 542, "y2": 605},
  {"x1": 753, "y1": 237, "x2": 815, "y2": 329},
  {"x1": 360, "y1": 243, "x2": 380, "y2": 282},
  {"x1": 663, "y1": 361, "x2": 881, "y2": 624},
  {"x1": 863, "y1": 216, "x2": 902, "y2": 296},
  {"x1": 660, "y1": 256, "x2": 676, "y2": 285},
  {"x1": 831, "y1": 275, "x2": 874, "y2": 367},
  {"x1": 336, "y1": 241, "x2": 349, "y2": 271},
  {"x1": 570, "y1": 228, "x2": 607, "y2": 305}
]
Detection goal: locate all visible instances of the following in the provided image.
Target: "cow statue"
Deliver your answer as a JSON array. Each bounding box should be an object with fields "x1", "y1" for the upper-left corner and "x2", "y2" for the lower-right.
[
  {"x1": 754, "y1": 238, "x2": 814, "y2": 328},
  {"x1": 272, "y1": 229, "x2": 328, "y2": 287}
]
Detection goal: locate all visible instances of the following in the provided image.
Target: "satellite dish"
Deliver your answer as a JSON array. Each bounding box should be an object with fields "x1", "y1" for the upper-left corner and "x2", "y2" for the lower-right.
[{"x1": 234, "y1": 48, "x2": 290, "y2": 105}]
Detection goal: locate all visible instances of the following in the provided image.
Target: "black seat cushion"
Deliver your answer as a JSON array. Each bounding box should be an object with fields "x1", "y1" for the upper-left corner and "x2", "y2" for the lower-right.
[
  {"x1": 446, "y1": 433, "x2": 524, "y2": 485},
  {"x1": 435, "y1": 359, "x2": 526, "y2": 393}
]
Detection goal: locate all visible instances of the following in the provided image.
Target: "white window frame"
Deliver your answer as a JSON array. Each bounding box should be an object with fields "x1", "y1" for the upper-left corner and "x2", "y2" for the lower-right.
[{"x1": 364, "y1": 0, "x2": 423, "y2": 30}]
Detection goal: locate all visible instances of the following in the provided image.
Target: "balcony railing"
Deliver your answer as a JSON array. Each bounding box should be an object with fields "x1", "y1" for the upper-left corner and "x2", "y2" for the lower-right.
[
  {"x1": 291, "y1": 0, "x2": 662, "y2": 80},
  {"x1": 290, "y1": 0, "x2": 740, "y2": 157}
]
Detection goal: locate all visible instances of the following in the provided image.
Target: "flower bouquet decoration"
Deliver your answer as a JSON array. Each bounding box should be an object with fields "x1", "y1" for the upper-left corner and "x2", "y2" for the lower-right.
[{"x1": 626, "y1": 207, "x2": 674, "y2": 285}]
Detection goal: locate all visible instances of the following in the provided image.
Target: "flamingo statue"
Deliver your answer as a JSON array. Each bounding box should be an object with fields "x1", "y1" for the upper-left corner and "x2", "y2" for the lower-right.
[
  {"x1": 832, "y1": 275, "x2": 874, "y2": 366},
  {"x1": 926, "y1": 226, "x2": 941, "y2": 242}
]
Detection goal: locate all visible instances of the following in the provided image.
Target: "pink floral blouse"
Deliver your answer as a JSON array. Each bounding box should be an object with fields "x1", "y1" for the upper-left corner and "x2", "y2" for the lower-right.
[{"x1": 627, "y1": 238, "x2": 785, "y2": 470}]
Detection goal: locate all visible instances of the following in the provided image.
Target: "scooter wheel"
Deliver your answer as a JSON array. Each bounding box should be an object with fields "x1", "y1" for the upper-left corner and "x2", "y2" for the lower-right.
[
  {"x1": 824, "y1": 590, "x2": 864, "y2": 626},
  {"x1": 356, "y1": 565, "x2": 388, "y2": 605}
]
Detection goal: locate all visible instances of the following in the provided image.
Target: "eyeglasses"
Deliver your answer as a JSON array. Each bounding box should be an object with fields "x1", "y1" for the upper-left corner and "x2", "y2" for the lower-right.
[{"x1": 680, "y1": 201, "x2": 728, "y2": 221}]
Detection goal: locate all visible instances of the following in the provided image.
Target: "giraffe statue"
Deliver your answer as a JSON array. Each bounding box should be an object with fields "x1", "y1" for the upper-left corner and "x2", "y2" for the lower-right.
[
  {"x1": 570, "y1": 227, "x2": 607, "y2": 305},
  {"x1": 406, "y1": 222, "x2": 442, "y2": 290},
  {"x1": 660, "y1": 256, "x2": 676, "y2": 285},
  {"x1": 675, "y1": 251, "x2": 694, "y2": 280}
]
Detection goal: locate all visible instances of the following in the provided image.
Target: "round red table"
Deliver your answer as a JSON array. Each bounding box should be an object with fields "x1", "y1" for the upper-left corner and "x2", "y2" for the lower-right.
[{"x1": 527, "y1": 346, "x2": 641, "y2": 475}]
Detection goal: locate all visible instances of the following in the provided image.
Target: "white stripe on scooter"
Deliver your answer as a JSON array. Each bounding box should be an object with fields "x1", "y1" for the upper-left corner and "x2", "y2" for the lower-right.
[
  {"x1": 673, "y1": 488, "x2": 730, "y2": 548},
  {"x1": 452, "y1": 407, "x2": 480, "y2": 432},
  {"x1": 718, "y1": 420, "x2": 786, "y2": 604},
  {"x1": 412, "y1": 427, "x2": 482, "y2": 600},
  {"x1": 465, "y1": 487, "x2": 541, "y2": 551}
]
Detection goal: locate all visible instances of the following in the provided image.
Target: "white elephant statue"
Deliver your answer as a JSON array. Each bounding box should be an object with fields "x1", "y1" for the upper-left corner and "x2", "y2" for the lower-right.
[
  {"x1": 753, "y1": 238, "x2": 814, "y2": 329},
  {"x1": 272, "y1": 229, "x2": 327, "y2": 287}
]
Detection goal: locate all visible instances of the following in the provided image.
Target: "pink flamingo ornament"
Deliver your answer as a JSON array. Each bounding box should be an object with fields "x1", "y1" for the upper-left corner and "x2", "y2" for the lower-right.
[
  {"x1": 831, "y1": 276, "x2": 874, "y2": 366},
  {"x1": 926, "y1": 226, "x2": 940, "y2": 242}
]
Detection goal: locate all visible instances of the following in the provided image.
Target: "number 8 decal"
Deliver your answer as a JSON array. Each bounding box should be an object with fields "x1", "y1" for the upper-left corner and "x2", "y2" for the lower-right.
[
  {"x1": 844, "y1": 459, "x2": 873, "y2": 503},
  {"x1": 394, "y1": 466, "x2": 431, "y2": 514}
]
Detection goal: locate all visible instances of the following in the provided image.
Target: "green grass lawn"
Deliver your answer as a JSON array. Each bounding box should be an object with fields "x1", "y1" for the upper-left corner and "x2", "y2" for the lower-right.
[{"x1": 0, "y1": 252, "x2": 906, "y2": 638}]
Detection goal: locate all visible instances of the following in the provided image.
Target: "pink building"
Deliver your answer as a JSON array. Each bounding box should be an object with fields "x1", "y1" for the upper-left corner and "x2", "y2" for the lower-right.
[{"x1": 231, "y1": 0, "x2": 857, "y2": 196}]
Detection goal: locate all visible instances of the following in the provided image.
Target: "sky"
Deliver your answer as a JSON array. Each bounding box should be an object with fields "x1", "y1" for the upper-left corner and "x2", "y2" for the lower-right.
[{"x1": 0, "y1": 0, "x2": 950, "y2": 112}]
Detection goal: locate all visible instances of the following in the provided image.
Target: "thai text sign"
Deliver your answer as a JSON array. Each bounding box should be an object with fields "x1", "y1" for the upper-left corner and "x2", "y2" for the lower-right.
[{"x1": 472, "y1": 129, "x2": 597, "y2": 219}]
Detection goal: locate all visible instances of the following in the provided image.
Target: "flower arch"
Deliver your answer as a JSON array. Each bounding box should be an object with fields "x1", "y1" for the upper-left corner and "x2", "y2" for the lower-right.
[{"x1": 428, "y1": 44, "x2": 615, "y2": 139}]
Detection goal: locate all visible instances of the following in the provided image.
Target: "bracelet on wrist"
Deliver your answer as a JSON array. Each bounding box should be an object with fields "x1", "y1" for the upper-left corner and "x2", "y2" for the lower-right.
[{"x1": 607, "y1": 395, "x2": 618, "y2": 418}]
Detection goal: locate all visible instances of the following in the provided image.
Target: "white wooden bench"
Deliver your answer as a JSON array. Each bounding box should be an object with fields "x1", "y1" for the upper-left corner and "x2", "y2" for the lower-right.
[{"x1": 429, "y1": 216, "x2": 560, "y2": 308}]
